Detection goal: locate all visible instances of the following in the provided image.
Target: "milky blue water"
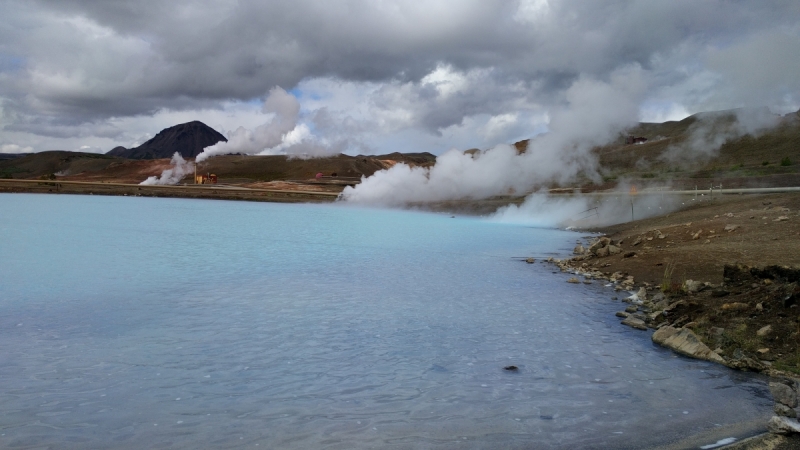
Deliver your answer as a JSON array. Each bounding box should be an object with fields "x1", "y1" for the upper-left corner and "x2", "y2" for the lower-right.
[{"x1": 0, "y1": 194, "x2": 771, "y2": 449}]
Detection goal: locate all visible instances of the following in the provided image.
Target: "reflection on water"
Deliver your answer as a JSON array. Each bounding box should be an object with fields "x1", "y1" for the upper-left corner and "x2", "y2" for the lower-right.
[{"x1": 0, "y1": 194, "x2": 770, "y2": 449}]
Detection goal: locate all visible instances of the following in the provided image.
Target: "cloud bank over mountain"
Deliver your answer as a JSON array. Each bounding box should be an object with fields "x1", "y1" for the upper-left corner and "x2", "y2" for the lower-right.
[{"x1": 1, "y1": 0, "x2": 798, "y2": 155}]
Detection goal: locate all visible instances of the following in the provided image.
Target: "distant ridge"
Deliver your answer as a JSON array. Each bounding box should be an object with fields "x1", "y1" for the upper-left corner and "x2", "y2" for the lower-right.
[
  {"x1": 107, "y1": 121, "x2": 227, "y2": 159},
  {"x1": 0, "y1": 153, "x2": 27, "y2": 161}
]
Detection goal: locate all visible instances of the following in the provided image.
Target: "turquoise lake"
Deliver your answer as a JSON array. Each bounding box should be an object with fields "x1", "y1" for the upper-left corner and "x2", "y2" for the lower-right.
[{"x1": 0, "y1": 194, "x2": 771, "y2": 449}]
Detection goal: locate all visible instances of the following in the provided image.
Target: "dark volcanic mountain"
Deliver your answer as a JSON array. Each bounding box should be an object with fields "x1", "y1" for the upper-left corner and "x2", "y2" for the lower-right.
[{"x1": 107, "y1": 121, "x2": 227, "y2": 159}]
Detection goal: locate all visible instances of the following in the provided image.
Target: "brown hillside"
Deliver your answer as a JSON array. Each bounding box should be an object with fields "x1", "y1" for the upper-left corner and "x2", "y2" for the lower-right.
[{"x1": 0, "y1": 151, "x2": 125, "y2": 180}]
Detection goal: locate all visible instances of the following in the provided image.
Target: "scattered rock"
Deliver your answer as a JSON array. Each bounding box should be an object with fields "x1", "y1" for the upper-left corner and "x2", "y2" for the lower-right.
[
  {"x1": 770, "y1": 381, "x2": 798, "y2": 408},
  {"x1": 567, "y1": 277, "x2": 580, "y2": 284},
  {"x1": 625, "y1": 305, "x2": 638, "y2": 313},
  {"x1": 526, "y1": 257, "x2": 535, "y2": 264},
  {"x1": 724, "y1": 224, "x2": 739, "y2": 232},
  {"x1": 595, "y1": 246, "x2": 609, "y2": 257},
  {"x1": 647, "y1": 311, "x2": 664, "y2": 323},
  {"x1": 623, "y1": 251, "x2": 636, "y2": 258},
  {"x1": 651, "y1": 326, "x2": 725, "y2": 364},
  {"x1": 757, "y1": 325, "x2": 773, "y2": 337},
  {"x1": 729, "y1": 348, "x2": 766, "y2": 371},
  {"x1": 768, "y1": 416, "x2": 800, "y2": 434},
  {"x1": 588, "y1": 237, "x2": 611, "y2": 255},
  {"x1": 573, "y1": 245, "x2": 585, "y2": 255},
  {"x1": 632, "y1": 237, "x2": 642, "y2": 246},
  {"x1": 650, "y1": 292, "x2": 669, "y2": 309},
  {"x1": 615, "y1": 311, "x2": 629, "y2": 318},
  {"x1": 621, "y1": 317, "x2": 648, "y2": 330},
  {"x1": 776, "y1": 403, "x2": 798, "y2": 418},
  {"x1": 703, "y1": 239, "x2": 711, "y2": 244},
  {"x1": 503, "y1": 365, "x2": 519, "y2": 371},
  {"x1": 692, "y1": 231, "x2": 702, "y2": 240},
  {"x1": 775, "y1": 216, "x2": 789, "y2": 222},
  {"x1": 625, "y1": 287, "x2": 647, "y2": 304},
  {"x1": 607, "y1": 245, "x2": 621, "y2": 255},
  {"x1": 721, "y1": 302, "x2": 748, "y2": 310},
  {"x1": 684, "y1": 280, "x2": 704, "y2": 293}
]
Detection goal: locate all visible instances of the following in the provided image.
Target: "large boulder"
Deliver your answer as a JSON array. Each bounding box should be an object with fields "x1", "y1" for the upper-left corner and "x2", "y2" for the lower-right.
[
  {"x1": 651, "y1": 326, "x2": 725, "y2": 364},
  {"x1": 621, "y1": 317, "x2": 647, "y2": 330},
  {"x1": 768, "y1": 416, "x2": 800, "y2": 434},
  {"x1": 771, "y1": 381, "x2": 798, "y2": 408},
  {"x1": 588, "y1": 237, "x2": 611, "y2": 255}
]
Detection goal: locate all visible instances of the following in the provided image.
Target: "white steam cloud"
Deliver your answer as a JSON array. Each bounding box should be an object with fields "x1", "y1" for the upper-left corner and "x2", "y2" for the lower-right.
[
  {"x1": 490, "y1": 190, "x2": 682, "y2": 229},
  {"x1": 140, "y1": 152, "x2": 193, "y2": 185},
  {"x1": 659, "y1": 108, "x2": 781, "y2": 166},
  {"x1": 196, "y1": 87, "x2": 340, "y2": 162},
  {"x1": 341, "y1": 67, "x2": 646, "y2": 206}
]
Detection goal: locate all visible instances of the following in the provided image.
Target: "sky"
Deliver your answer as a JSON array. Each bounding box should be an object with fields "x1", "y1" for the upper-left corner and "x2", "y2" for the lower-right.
[{"x1": 1, "y1": 0, "x2": 799, "y2": 156}]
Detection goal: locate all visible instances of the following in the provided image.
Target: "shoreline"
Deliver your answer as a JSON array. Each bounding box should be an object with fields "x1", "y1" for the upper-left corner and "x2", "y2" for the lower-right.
[
  {"x1": 549, "y1": 191, "x2": 800, "y2": 375},
  {"x1": 0, "y1": 178, "x2": 338, "y2": 203},
  {"x1": 542, "y1": 191, "x2": 800, "y2": 447}
]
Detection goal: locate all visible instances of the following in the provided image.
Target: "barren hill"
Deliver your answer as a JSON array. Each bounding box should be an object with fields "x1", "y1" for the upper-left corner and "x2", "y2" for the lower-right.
[
  {"x1": 107, "y1": 121, "x2": 227, "y2": 159},
  {"x1": 0, "y1": 151, "x2": 125, "y2": 180},
  {"x1": 510, "y1": 109, "x2": 800, "y2": 191}
]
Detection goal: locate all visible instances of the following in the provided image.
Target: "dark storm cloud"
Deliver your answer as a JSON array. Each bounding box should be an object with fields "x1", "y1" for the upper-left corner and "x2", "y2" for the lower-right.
[{"x1": 1, "y1": 0, "x2": 799, "y2": 146}]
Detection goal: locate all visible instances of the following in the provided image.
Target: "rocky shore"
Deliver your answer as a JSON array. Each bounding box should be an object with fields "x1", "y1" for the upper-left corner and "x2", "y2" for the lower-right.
[
  {"x1": 544, "y1": 192, "x2": 800, "y2": 447},
  {"x1": 554, "y1": 251, "x2": 800, "y2": 375}
]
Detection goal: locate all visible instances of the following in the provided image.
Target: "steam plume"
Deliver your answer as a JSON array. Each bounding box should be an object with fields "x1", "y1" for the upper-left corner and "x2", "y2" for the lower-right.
[
  {"x1": 490, "y1": 190, "x2": 681, "y2": 228},
  {"x1": 196, "y1": 87, "x2": 340, "y2": 162},
  {"x1": 341, "y1": 68, "x2": 646, "y2": 206},
  {"x1": 660, "y1": 108, "x2": 780, "y2": 166},
  {"x1": 140, "y1": 152, "x2": 193, "y2": 185}
]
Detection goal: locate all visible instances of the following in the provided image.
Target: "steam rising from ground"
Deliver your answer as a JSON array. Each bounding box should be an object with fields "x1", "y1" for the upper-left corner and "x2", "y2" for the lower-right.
[
  {"x1": 196, "y1": 87, "x2": 341, "y2": 162},
  {"x1": 490, "y1": 191, "x2": 682, "y2": 229},
  {"x1": 341, "y1": 68, "x2": 645, "y2": 206},
  {"x1": 140, "y1": 152, "x2": 193, "y2": 185},
  {"x1": 660, "y1": 108, "x2": 781, "y2": 166}
]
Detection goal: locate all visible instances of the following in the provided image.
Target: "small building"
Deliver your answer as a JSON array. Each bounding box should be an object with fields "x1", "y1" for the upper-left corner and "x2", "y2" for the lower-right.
[
  {"x1": 626, "y1": 136, "x2": 648, "y2": 145},
  {"x1": 195, "y1": 173, "x2": 218, "y2": 184}
]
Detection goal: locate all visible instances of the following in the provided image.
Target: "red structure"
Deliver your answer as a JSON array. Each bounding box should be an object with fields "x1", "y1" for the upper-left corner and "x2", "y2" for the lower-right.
[{"x1": 195, "y1": 173, "x2": 218, "y2": 184}]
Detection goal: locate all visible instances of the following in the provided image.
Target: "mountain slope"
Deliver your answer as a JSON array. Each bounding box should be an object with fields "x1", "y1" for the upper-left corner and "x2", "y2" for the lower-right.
[{"x1": 107, "y1": 121, "x2": 227, "y2": 159}]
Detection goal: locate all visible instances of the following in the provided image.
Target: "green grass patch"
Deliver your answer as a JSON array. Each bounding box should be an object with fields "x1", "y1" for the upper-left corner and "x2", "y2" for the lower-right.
[
  {"x1": 781, "y1": 156, "x2": 792, "y2": 166},
  {"x1": 0, "y1": 166, "x2": 28, "y2": 179},
  {"x1": 721, "y1": 323, "x2": 762, "y2": 354}
]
